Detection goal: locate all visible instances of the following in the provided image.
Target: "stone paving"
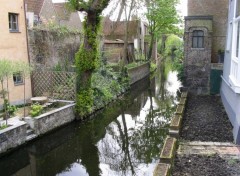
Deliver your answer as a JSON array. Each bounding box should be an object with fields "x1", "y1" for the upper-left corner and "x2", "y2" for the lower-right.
[{"x1": 178, "y1": 141, "x2": 240, "y2": 160}]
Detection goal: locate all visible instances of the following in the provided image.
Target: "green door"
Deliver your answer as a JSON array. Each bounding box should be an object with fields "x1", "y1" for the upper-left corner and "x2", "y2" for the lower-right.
[{"x1": 210, "y1": 69, "x2": 223, "y2": 95}]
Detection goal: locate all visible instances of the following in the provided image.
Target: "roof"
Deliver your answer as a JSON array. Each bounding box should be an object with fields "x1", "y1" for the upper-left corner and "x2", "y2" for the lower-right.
[
  {"x1": 25, "y1": 0, "x2": 45, "y2": 15},
  {"x1": 103, "y1": 18, "x2": 139, "y2": 38},
  {"x1": 53, "y1": 3, "x2": 71, "y2": 21}
]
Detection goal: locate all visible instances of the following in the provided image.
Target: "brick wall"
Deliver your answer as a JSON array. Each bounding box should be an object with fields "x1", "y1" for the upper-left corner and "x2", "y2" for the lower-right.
[
  {"x1": 184, "y1": 16, "x2": 213, "y2": 94},
  {"x1": 188, "y1": 0, "x2": 228, "y2": 63}
]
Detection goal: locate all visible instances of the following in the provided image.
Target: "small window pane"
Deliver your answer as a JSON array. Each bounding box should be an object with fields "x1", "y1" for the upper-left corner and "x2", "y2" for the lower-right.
[
  {"x1": 236, "y1": 22, "x2": 240, "y2": 58},
  {"x1": 192, "y1": 30, "x2": 204, "y2": 48},
  {"x1": 193, "y1": 37, "x2": 198, "y2": 48},
  {"x1": 198, "y1": 37, "x2": 203, "y2": 48},
  {"x1": 13, "y1": 72, "x2": 23, "y2": 85},
  {"x1": 8, "y1": 13, "x2": 18, "y2": 31},
  {"x1": 236, "y1": 0, "x2": 240, "y2": 17}
]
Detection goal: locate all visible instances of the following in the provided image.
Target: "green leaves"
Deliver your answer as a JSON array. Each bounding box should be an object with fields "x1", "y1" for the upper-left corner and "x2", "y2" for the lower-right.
[{"x1": 146, "y1": 0, "x2": 180, "y2": 36}]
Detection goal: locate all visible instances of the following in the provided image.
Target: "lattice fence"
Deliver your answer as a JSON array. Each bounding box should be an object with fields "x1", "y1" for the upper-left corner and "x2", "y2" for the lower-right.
[{"x1": 32, "y1": 71, "x2": 76, "y2": 101}]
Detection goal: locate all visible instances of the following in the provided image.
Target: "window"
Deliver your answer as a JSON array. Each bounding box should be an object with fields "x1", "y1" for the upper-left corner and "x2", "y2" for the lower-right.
[
  {"x1": 13, "y1": 72, "x2": 23, "y2": 85},
  {"x1": 192, "y1": 30, "x2": 204, "y2": 48},
  {"x1": 229, "y1": 0, "x2": 240, "y2": 92},
  {"x1": 9, "y1": 13, "x2": 18, "y2": 32}
]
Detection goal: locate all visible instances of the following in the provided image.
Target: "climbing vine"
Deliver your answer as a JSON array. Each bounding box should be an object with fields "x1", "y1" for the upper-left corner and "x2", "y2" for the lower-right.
[{"x1": 75, "y1": 13, "x2": 102, "y2": 117}]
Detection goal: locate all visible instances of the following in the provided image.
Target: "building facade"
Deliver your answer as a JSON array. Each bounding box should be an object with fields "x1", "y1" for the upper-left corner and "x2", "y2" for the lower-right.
[
  {"x1": 221, "y1": 0, "x2": 240, "y2": 144},
  {"x1": 184, "y1": 0, "x2": 228, "y2": 94},
  {"x1": 0, "y1": 0, "x2": 32, "y2": 105}
]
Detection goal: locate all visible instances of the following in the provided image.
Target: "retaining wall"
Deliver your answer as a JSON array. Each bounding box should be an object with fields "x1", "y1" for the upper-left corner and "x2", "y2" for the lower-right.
[
  {"x1": 32, "y1": 104, "x2": 75, "y2": 135},
  {"x1": 128, "y1": 62, "x2": 150, "y2": 85},
  {"x1": 0, "y1": 120, "x2": 27, "y2": 154}
]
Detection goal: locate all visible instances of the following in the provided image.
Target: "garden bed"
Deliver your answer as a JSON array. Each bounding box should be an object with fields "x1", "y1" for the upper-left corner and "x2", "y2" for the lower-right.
[
  {"x1": 180, "y1": 95, "x2": 233, "y2": 142},
  {"x1": 24, "y1": 101, "x2": 75, "y2": 135}
]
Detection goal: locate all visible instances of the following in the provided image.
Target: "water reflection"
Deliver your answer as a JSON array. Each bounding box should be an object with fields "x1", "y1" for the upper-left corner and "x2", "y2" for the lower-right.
[{"x1": 0, "y1": 67, "x2": 181, "y2": 176}]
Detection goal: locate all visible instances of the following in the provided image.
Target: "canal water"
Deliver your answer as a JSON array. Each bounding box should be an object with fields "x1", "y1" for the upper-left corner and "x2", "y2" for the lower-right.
[{"x1": 0, "y1": 69, "x2": 181, "y2": 176}]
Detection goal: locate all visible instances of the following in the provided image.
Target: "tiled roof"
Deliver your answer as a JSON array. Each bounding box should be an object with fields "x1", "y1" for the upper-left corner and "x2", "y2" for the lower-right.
[{"x1": 25, "y1": 0, "x2": 45, "y2": 15}]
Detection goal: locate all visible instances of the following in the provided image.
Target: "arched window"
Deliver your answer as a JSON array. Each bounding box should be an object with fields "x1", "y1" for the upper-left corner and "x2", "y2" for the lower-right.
[{"x1": 192, "y1": 30, "x2": 204, "y2": 48}]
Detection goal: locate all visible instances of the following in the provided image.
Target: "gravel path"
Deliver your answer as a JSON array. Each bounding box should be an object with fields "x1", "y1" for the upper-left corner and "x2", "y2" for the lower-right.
[
  {"x1": 180, "y1": 95, "x2": 233, "y2": 142},
  {"x1": 172, "y1": 95, "x2": 240, "y2": 176},
  {"x1": 172, "y1": 154, "x2": 240, "y2": 176}
]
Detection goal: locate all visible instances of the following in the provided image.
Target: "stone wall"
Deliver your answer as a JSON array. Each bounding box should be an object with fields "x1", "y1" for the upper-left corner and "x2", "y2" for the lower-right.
[
  {"x1": 28, "y1": 29, "x2": 81, "y2": 69},
  {"x1": 184, "y1": 16, "x2": 213, "y2": 94},
  {"x1": 128, "y1": 63, "x2": 150, "y2": 85},
  {"x1": 188, "y1": 0, "x2": 228, "y2": 63},
  {"x1": 33, "y1": 103, "x2": 75, "y2": 135},
  {"x1": 0, "y1": 121, "x2": 27, "y2": 154}
]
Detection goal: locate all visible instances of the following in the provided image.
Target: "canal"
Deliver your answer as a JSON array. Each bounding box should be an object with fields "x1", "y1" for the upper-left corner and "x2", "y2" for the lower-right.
[{"x1": 0, "y1": 69, "x2": 181, "y2": 176}]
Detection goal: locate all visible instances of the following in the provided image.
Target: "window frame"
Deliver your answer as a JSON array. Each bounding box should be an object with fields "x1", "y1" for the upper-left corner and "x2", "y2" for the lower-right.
[
  {"x1": 192, "y1": 30, "x2": 204, "y2": 48},
  {"x1": 229, "y1": 0, "x2": 240, "y2": 93},
  {"x1": 13, "y1": 72, "x2": 24, "y2": 85},
  {"x1": 9, "y1": 13, "x2": 19, "y2": 32}
]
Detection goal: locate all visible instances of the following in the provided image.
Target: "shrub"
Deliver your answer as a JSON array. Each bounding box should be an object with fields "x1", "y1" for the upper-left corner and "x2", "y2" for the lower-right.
[
  {"x1": 30, "y1": 103, "x2": 43, "y2": 117},
  {"x1": 0, "y1": 123, "x2": 8, "y2": 130}
]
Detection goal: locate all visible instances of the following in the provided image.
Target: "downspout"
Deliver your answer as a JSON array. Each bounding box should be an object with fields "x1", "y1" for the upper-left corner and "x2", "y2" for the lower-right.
[{"x1": 23, "y1": 0, "x2": 34, "y2": 98}]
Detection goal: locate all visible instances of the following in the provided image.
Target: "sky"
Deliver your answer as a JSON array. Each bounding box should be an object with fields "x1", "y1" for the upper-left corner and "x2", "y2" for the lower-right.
[{"x1": 52, "y1": 0, "x2": 188, "y2": 17}]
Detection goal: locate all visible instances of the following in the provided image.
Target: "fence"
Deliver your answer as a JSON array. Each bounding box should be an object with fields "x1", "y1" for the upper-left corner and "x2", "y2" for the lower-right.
[{"x1": 32, "y1": 71, "x2": 76, "y2": 101}]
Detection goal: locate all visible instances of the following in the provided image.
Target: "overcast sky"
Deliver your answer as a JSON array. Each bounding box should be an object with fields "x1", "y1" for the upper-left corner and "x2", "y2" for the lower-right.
[{"x1": 52, "y1": 0, "x2": 188, "y2": 17}]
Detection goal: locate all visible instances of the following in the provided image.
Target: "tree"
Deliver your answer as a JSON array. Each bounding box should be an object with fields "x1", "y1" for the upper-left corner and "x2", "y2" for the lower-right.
[
  {"x1": 15, "y1": 61, "x2": 33, "y2": 117},
  {"x1": 145, "y1": 0, "x2": 180, "y2": 60},
  {"x1": 0, "y1": 59, "x2": 13, "y2": 124},
  {"x1": 68, "y1": 0, "x2": 111, "y2": 117}
]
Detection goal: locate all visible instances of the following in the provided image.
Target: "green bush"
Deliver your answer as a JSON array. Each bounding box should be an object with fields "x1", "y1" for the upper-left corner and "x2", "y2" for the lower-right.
[
  {"x1": 0, "y1": 123, "x2": 8, "y2": 130},
  {"x1": 30, "y1": 103, "x2": 43, "y2": 117},
  {"x1": 3, "y1": 99, "x2": 18, "y2": 116}
]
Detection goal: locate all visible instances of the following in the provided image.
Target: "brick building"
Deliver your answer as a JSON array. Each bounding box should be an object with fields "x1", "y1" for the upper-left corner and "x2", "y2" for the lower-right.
[{"x1": 184, "y1": 0, "x2": 228, "y2": 94}]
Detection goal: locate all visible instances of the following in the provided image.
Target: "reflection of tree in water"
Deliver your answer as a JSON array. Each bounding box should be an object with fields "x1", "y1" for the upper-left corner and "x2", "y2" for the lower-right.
[{"x1": 97, "y1": 64, "x2": 179, "y2": 175}]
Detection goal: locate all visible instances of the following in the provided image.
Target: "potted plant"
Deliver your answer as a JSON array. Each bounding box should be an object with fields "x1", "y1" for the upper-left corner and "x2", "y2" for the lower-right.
[{"x1": 218, "y1": 49, "x2": 225, "y2": 63}]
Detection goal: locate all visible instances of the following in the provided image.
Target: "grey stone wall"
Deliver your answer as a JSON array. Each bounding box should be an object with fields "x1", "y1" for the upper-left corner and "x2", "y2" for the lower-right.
[
  {"x1": 0, "y1": 121, "x2": 27, "y2": 154},
  {"x1": 128, "y1": 63, "x2": 150, "y2": 85},
  {"x1": 184, "y1": 16, "x2": 213, "y2": 94},
  {"x1": 33, "y1": 104, "x2": 75, "y2": 135},
  {"x1": 28, "y1": 29, "x2": 81, "y2": 70}
]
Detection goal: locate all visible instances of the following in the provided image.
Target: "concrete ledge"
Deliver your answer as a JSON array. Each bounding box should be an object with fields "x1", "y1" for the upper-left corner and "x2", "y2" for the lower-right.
[
  {"x1": 176, "y1": 105, "x2": 184, "y2": 115},
  {"x1": 160, "y1": 137, "x2": 177, "y2": 164},
  {"x1": 169, "y1": 130, "x2": 180, "y2": 138},
  {"x1": 179, "y1": 97, "x2": 187, "y2": 106},
  {"x1": 153, "y1": 163, "x2": 171, "y2": 176},
  {"x1": 181, "y1": 92, "x2": 188, "y2": 98},
  {"x1": 170, "y1": 115, "x2": 182, "y2": 131}
]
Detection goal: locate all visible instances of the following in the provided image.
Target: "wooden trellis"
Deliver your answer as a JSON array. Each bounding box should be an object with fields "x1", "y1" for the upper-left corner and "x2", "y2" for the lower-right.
[{"x1": 32, "y1": 71, "x2": 76, "y2": 101}]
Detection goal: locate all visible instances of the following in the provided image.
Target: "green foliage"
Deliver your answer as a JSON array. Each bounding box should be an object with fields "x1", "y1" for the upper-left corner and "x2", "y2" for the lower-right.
[
  {"x1": 3, "y1": 99, "x2": 17, "y2": 116},
  {"x1": 150, "y1": 62, "x2": 157, "y2": 73},
  {"x1": 75, "y1": 47, "x2": 98, "y2": 72},
  {"x1": 0, "y1": 123, "x2": 8, "y2": 130},
  {"x1": 145, "y1": 0, "x2": 181, "y2": 59},
  {"x1": 33, "y1": 22, "x2": 82, "y2": 36},
  {"x1": 76, "y1": 89, "x2": 94, "y2": 117},
  {"x1": 30, "y1": 103, "x2": 43, "y2": 117}
]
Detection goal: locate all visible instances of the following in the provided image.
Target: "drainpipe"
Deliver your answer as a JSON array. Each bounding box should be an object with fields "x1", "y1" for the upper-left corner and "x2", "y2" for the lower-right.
[{"x1": 23, "y1": 0, "x2": 34, "y2": 98}]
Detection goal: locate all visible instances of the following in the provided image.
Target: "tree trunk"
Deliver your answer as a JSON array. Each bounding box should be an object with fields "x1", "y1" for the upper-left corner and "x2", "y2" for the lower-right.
[
  {"x1": 75, "y1": 10, "x2": 101, "y2": 118},
  {"x1": 147, "y1": 34, "x2": 155, "y2": 60}
]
